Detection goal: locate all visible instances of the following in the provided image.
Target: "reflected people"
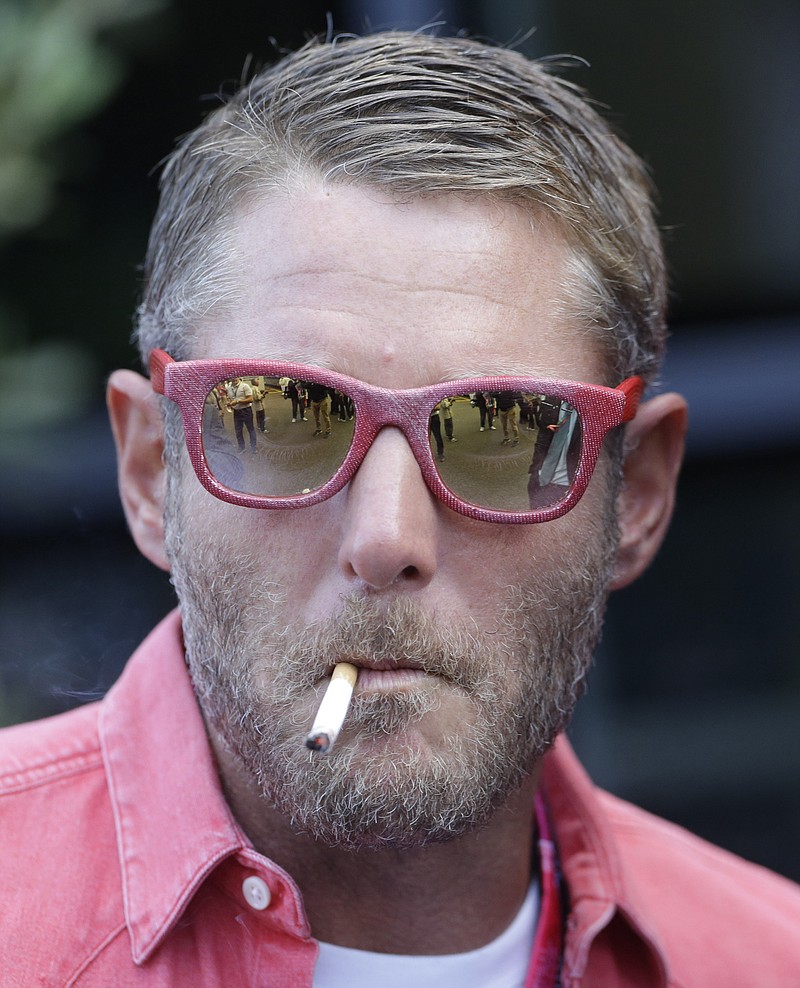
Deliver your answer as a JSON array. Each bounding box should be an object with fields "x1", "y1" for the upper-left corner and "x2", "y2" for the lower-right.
[
  {"x1": 251, "y1": 379, "x2": 269, "y2": 433},
  {"x1": 308, "y1": 382, "x2": 332, "y2": 437},
  {"x1": 429, "y1": 404, "x2": 445, "y2": 461},
  {"x1": 493, "y1": 390, "x2": 521, "y2": 446},
  {"x1": 227, "y1": 376, "x2": 257, "y2": 452},
  {"x1": 528, "y1": 398, "x2": 582, "y2": 508}
]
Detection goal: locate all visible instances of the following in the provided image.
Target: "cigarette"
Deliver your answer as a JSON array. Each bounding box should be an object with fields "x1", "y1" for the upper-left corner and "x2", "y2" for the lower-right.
[{"x1": 305, "y1": 662, "x2": 359, "y2": 754}]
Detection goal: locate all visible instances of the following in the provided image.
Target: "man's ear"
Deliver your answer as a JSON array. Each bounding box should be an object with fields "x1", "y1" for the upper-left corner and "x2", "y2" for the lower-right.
[
  {"x1": 107, "y1": 369, "x2": 171, "y2": 572},
  {"x1": 611, "y1": 392, "x2": 688, "y2": 590}
]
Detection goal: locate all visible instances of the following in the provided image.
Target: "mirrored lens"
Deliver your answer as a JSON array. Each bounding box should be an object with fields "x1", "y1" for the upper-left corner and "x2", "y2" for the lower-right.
[
  {"x1": 201, "y1": 375, "x2": 355, "y2": 496},
  {"x1": 429, "y1": 389, "x2": 582, "y2": 512}
]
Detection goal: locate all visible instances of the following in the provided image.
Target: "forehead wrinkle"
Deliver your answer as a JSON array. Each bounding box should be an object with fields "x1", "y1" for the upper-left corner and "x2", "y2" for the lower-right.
[
  {"x1": 228, "y1": 195, "x2": 575, "y2": 353},
  {"x1": 206, "y1": 186, "x2": 601, "y2": 384},
  {"x1": 243, "y1": 259, "x2": 536, "y2": 314}
]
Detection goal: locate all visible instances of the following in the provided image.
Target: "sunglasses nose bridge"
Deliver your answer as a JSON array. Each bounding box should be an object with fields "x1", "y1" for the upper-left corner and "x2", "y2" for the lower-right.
[
  {"x1": 356, "y1": 386, "x2": 436, "y2": 471},
  {"x1": 355, "y1": 385, "x2": 430, "y2": 438}
]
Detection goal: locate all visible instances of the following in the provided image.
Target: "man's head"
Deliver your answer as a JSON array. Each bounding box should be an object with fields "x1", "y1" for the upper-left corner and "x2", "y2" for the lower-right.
[{"x1": 109, "y1": 32, "x2": 686, "y2": 849}]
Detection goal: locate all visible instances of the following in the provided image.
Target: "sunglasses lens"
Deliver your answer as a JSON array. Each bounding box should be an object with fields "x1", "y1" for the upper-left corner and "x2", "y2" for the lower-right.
[
  {"x1": 429, "y1": 389, "x2": 582, "y2": 512},
  {"x1": 200, "y1": 375, "x2": 582, "y2": 513},
  {"x1": 201, "y1": 376, "x2": 355, "y2": 496}
]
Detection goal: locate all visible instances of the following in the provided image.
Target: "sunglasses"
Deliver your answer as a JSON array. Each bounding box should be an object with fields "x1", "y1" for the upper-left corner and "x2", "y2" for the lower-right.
[{"x1": 150, "y1": 349, "x2": 643, "y2": 524}]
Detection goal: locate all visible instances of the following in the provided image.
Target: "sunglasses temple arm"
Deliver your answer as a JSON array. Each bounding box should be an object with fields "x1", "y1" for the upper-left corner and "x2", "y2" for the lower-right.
[
  {"x1": 616, "y1": 376, "x2": 644, "y2": 423},
  {"x1": 149, "y1": 349, "x2": 175, "y2": 395}
]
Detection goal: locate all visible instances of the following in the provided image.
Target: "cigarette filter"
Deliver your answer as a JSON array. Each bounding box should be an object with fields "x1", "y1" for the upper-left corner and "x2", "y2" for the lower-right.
[{"x1": 305, "y1": 662, "x2": 358, "y2": 754}]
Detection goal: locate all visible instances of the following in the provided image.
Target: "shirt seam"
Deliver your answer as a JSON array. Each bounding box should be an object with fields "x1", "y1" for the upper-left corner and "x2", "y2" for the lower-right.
[
  {"x1": 64, "y1": 920, "x2": 129, "y2": 986},
  {"x1": 0, "y1": 750, "x2": 104, "y2": 795},
  {"x1": 99, "y1": 700, "x2": 249, "y2": 964}
]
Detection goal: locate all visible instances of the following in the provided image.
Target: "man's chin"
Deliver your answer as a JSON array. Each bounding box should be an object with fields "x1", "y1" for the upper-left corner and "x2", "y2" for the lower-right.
[{"x1": 243, "y1": 713, "x2": 536, "y2": 850}]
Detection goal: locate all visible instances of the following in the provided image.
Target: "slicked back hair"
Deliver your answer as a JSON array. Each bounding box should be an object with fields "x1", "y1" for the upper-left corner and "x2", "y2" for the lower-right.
[{"x1": 136, "y1": 32, "x2": 667, "y2": 384}]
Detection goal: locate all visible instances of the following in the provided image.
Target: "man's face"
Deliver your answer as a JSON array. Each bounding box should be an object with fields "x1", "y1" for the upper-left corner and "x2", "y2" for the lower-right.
[{"x1": 164, "y1": 184, "x2": 619, "y2": 848}]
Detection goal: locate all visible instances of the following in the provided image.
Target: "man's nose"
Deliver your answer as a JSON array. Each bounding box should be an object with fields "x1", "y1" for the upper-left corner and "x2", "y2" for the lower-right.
[{"x1": 337, "y1": 428, "x2": 439, "y2": 591}]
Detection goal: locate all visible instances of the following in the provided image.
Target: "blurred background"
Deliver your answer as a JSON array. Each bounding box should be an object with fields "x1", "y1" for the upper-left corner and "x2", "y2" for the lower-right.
[{"x1": 0, "y1": 0, "x2": 798, "y2": 879}]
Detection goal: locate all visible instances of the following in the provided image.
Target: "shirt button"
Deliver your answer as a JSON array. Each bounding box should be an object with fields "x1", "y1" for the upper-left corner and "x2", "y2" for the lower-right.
[{"x1": 242, "y1": 875, "x2": 272, "y2": 911}]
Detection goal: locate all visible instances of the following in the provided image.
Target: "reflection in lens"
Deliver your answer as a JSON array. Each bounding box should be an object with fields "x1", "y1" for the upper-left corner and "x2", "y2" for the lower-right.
[
  {"x1": 430, "y1": 389, "x2": 582, "y2": 512},
  {"x1": 202, "y1": 376, "x2": 355, "y2": 496},
  {"x1": 201, "y1": 376, "x2": 583, "y2": 511}
]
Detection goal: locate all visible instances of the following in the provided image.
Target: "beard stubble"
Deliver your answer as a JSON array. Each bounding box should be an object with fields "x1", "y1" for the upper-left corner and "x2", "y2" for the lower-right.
[{"x1": 165, "y1": 482, "x2": 618, "y2": 849}]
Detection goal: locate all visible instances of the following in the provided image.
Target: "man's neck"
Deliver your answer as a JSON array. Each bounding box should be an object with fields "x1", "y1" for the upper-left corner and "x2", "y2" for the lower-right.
[{"x1": 213, "y1": 739, "x2": 541, "y2": 955}]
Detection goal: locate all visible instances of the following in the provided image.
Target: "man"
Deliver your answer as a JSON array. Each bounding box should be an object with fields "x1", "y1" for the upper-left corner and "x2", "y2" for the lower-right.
[
  {"x1": 250, "y1": 377, "x2": 269, "y2": 433},
  {"x1": 494, "y1": 389, "x2": 522, "y2": 446},
  {"x1": 307, "y1": 380, "x2": 333, "y2": 437},
  {"x1": 429, "y1": 402, "x2": 446, "y2": 461},
  {"x1": 227, "y1": 374, "x2": 258, "y2": 450},
  {"x1": 2, "y1": 32, "x2": 799, "y2": 987},
  {"x1": 440, "y1": 395, "x2": 457, "y2": 441}
]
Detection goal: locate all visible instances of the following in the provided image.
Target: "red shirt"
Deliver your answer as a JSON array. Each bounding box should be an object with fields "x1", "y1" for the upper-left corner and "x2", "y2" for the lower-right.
[{"x1": 2, "y1": 611, "x2": 799, "y2": 986}]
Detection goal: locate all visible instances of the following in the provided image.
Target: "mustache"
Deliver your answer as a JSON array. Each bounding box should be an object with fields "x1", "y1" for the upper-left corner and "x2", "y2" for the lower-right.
[{"x1": 249, "y1": 592, "x2": 511, "y2": 696}]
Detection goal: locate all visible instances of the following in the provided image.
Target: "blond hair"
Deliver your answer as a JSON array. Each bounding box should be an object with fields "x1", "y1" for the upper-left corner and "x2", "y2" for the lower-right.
[{"x1": 137, "y1": 32, "x2": 666, "y2": 382}]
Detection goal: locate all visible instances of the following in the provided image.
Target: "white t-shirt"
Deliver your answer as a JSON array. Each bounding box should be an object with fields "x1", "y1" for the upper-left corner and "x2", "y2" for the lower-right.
[
  {"x1": 229, "y1": 380, "x2": 253, "y2": 406},
  {"x1": 313, "y1": 879, "x2": 539, "y2": 988}
]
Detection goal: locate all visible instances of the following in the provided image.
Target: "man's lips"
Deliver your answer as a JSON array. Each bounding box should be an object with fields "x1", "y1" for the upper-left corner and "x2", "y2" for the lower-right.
[
  {"x1": 322, "y1": 660, "x2": 430, "y2": 692},
  {"x1": 354, "y1": 667, "x2": 430, "y2": 691}
]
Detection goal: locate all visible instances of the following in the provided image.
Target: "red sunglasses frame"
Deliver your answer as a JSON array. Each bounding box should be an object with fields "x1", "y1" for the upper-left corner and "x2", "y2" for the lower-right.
[{"x1": 150, "y1": 349, "x2": 643, "y2": 525}]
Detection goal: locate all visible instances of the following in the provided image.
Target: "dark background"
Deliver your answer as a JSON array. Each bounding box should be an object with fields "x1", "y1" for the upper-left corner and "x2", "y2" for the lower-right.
[{"x1": 1, "y1": 0, "x2": 798, "y2": 880}]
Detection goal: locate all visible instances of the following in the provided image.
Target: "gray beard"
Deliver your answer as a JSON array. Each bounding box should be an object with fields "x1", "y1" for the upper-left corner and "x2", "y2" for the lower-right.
[{"x1": 166, "y1": 511, "x2": 617, "y2": 851}]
